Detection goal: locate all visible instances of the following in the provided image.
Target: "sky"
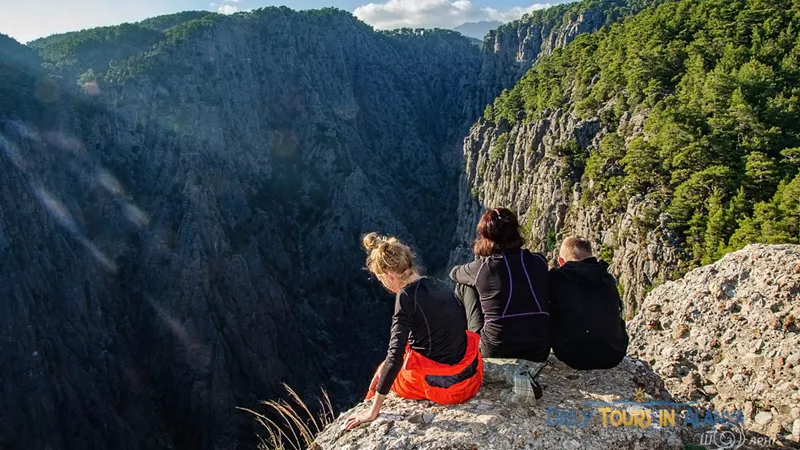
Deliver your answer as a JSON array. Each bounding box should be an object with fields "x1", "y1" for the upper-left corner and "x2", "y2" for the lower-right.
[{"x1": 0, "y1": 0, "x2": 571, "y2": 43}]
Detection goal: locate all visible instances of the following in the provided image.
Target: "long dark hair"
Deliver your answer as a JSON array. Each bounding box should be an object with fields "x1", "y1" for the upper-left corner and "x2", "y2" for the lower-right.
[{"x1": 473, "y1": 207, "x2": 525, "y2": 257}]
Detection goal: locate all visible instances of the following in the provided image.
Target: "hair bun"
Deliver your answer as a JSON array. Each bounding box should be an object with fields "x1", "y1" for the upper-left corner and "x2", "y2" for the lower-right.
[{"x1": 362, "y1": 232, "x2": 383, "y2": 251}]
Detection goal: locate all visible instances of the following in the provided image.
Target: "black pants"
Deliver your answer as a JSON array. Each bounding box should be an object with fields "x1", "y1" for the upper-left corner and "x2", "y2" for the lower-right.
[{"x1": 454, "y1": 283, "x2": 484, "y2": 334}]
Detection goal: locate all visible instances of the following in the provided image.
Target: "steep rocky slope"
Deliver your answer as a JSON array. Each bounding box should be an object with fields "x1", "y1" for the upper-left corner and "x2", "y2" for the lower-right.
[
  {"x1": 629, "y1": 244, "x2": 800, "y2": 444},
  {"x1": 454, "y1": 0, "x2": 800, "y2": 314},
  {"x1": 451, "y1": 106, "x2": 682, "y2": 314},
  {"x1": 471, "y1": 0, "x2": 664, "y2": 115},
  {"x1": 3, "y1": 0, "x2": 798, "y2": 449},
  {"x1": 1, "y1": 10, "x2": 483, "y2": 450},
  {"x1": 0, "y1": 3, "x2": 663, "y2": 448}
]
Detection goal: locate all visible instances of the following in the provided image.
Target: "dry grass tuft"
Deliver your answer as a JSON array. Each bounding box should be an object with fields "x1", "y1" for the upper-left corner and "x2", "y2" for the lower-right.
[{"x1": 239, "y1": 383, "x2": 334, "y2": 450}]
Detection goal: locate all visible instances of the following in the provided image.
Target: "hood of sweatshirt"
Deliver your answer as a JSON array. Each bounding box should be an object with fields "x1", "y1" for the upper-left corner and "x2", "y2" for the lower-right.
[{"x1": 557, "y1": 257, "x2": 610, "y2": 283}]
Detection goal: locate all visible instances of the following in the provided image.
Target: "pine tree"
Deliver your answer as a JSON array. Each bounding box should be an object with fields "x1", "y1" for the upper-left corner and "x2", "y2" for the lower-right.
[
  {"x1": 702, "y1": 189, "x2": 728, "y2": 264},
  {"x1": 745, "y1": 151, "x2": 781, "y2": 200}
]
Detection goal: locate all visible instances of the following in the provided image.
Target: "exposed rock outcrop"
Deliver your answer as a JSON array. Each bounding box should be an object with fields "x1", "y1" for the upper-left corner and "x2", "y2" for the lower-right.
[
  {"x1": 629, "y1": 244, "x2": 800, "y2": 444},
  {"x1": 475, "y1": 9, "x2": 604, "y2": 111},
  {"x1": 4, "y1": 1, "x2": 795, "y2": 449},
  {"x1": 317, "y1": 245, "x2": 800, "y2": 449},
  {"x1": 472, "y1": 0, "x2": 664, "y2": 114},
  {"x1": 451, "y1": 107, "x2": 680, "y2": 315},
  {"x1": 315, "y1": 357, "x2": 687, "y2": 449},
  {"x1": 1, "y1": 4, "x2": 677, "y2": 447},
  {"x1": 2, "y1": 3, "x2": 661, "y2": 446}
]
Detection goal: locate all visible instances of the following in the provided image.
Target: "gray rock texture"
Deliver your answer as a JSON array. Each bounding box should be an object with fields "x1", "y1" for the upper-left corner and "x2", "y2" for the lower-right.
[
  {"x1": 451, "y1": 107, "x2": 680, "y2": 315},
  {"x1": 0, "y1": 4, "x2": 653, "y2": 447},
  {"x1": 629, "y1": 244, "x2": 800, "y2": 443},
  {"x1": 314, "y1": 357, "x2": 687, "y2": 449},
  {"x1": 0, "y1": 2, "x2": 726, "y2": 449},
  {"x1": 472, "y1": 0, "x2": 664, "y2": 114}
]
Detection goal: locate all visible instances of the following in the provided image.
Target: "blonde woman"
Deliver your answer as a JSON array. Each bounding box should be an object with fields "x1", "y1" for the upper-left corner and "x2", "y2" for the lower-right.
[{"x1": 344, "y1": 233, "x2": 483, "y2": 430}]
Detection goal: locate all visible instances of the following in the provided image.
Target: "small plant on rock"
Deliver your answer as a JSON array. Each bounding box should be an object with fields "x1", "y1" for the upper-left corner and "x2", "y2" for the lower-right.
[{"x1": 239, "y1": 384, "x2": 334, "y2": 450}]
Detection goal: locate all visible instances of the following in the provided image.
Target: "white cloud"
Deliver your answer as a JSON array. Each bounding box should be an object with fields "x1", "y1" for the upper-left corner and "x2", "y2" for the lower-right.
[
  {"x1": 354, "y1": 0, "x2": 553, "y2": 29},
  {"x1": 217, "y1": 4, "x2": 239, "y2": 14},
  {"x1": 354, "y1": 0, "x2": 479, "y2": 29},
  {"x1": 452, "y1": 0, "x2": 472, "y2": 11},
  {"x1": 223, "y1": 0, "x2": 240, "y2": 3},
  {"x1": 484, "y1": 4, "x2": 552, "y2": 22}
]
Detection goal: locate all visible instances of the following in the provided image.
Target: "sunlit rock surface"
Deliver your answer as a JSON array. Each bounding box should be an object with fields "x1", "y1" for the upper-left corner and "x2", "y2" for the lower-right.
[
  {"x1": 0, "y1": 2, "x2": 672, "y2": 449},
  {"x1": 315, "y1": 357, "x2": 688, "y2": 450},
  {"x1": 630, "y1": 244, "x2": 800, "y2": 444}
]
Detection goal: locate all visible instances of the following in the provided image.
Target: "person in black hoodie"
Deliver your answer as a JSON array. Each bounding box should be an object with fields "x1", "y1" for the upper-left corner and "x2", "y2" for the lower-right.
[
  {"x1": 450, "y1": 208, "x2": 550, "y2": 362},
  {"x1": 549, "y1": 237, "x2": 628, "y2": 370}
]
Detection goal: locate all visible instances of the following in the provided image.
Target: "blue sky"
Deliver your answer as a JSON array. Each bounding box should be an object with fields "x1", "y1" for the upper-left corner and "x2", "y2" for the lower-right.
[{"x1": 0, "y1": 0, "x2": 570, "y2": 43}]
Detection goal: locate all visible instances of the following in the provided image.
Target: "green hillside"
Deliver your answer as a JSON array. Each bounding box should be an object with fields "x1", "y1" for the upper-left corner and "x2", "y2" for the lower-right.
[{"x1": 485, "y1": 0, "x2": 800, "y2": 266}]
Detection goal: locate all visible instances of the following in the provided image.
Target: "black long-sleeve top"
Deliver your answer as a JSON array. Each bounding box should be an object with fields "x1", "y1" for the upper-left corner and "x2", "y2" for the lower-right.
[
  {"x1": 376, "y1": 277, "x2": 467, "y2": 395},
  {"x1": 450, "y1": 248, "x2": 550, "y2": 361}
]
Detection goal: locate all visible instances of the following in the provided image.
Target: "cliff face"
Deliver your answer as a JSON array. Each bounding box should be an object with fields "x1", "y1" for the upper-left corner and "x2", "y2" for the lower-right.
[
  {"x1": 2, "y1": 4, "x2": 652, "y2": 446},
  {"x1": 451, "y1": 107, "x2": 681, "y2": 314},
  {"x1": 0, "y1": 11, "x2": 482, "y2": 450},
  {"x1": 472, "y1": 0, "x2": 663, "y2": 115},
  {"x1": 454, "y1": 0, "x2": 676, "y2": 312},
  {"x1": 454, "y1": 0, "x2": 800, "y2": 315},
  {"x1": 4, "y1": 0, "x2": 796, "y2": 449},
  {"x1": 474, "y1": 9, "x2": 603, "y2": 111}
]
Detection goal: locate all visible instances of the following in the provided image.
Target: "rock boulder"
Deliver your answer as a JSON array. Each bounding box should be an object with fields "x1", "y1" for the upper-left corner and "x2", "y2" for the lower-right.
[
  {"x1": 314, "y1": 357, "x2": 688, "y2": 449},
  {"x1": 629, "y1": 244, "x2": 800, "y2": 443}
]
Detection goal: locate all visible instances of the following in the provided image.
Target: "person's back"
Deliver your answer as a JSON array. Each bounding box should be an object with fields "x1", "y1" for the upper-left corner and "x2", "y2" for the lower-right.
[
  {"x1": 549, "y1": 237, "x2": 628, "y2": 370},
  {"x1": 450, "y1": 208, "x2": 550, "y2": 362},
  {"x1": 397, "y1": 277, "x2": 467, "y2": 365},
  {"x1": 474, "y1": 249, "x2": 550, "y2": 361}
]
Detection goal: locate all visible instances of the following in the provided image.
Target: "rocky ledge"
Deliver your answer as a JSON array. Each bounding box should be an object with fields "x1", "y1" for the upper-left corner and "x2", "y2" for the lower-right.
[
  {"x1": 314, "y1": 244, "x2": 800, "y2": 449},
  {"x1": 629, "y1": 244, "x2": 800, "y2": 444},
  {"x1": 314, "y1": 357, "x2": 687, "y2": 449}
]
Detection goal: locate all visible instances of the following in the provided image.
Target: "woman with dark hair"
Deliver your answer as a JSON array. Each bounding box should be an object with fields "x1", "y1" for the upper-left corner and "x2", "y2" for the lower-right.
[{"x1": 449, "y1": 207, "x2": 550, "y2": 361}]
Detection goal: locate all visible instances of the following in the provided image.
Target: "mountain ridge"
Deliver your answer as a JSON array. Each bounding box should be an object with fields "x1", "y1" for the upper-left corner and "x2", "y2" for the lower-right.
[
  {"x1": 0, "y1": 11, "x2": 483, "y2": 449},
  {"x1": 453, "y1": 20, "x2": 504, "y2": 40}
]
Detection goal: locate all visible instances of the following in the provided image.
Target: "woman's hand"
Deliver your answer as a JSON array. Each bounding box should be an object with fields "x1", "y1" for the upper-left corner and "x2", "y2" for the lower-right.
[
  {"x1": 343, "y1": 394, "x2": 386, "y2": 431},
  {"x1": 343, "y1": 409, "x2": 378, "y2": 430}
]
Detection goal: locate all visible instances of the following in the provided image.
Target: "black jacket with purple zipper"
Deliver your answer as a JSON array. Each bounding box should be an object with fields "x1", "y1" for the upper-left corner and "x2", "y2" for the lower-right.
[{"x1": 450, "y1": 249, "x2": 550, "y2": 362}]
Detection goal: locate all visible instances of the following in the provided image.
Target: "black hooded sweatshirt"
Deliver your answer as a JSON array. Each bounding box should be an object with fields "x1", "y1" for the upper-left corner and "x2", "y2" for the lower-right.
[{"x1": 548, "y1": 257, "x2": 629, "y2": 370}]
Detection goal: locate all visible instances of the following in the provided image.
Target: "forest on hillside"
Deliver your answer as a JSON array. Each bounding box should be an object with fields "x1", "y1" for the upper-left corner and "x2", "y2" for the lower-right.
[{"x1": 485, "y1": 0, "x2": 800, "y2": 267}]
